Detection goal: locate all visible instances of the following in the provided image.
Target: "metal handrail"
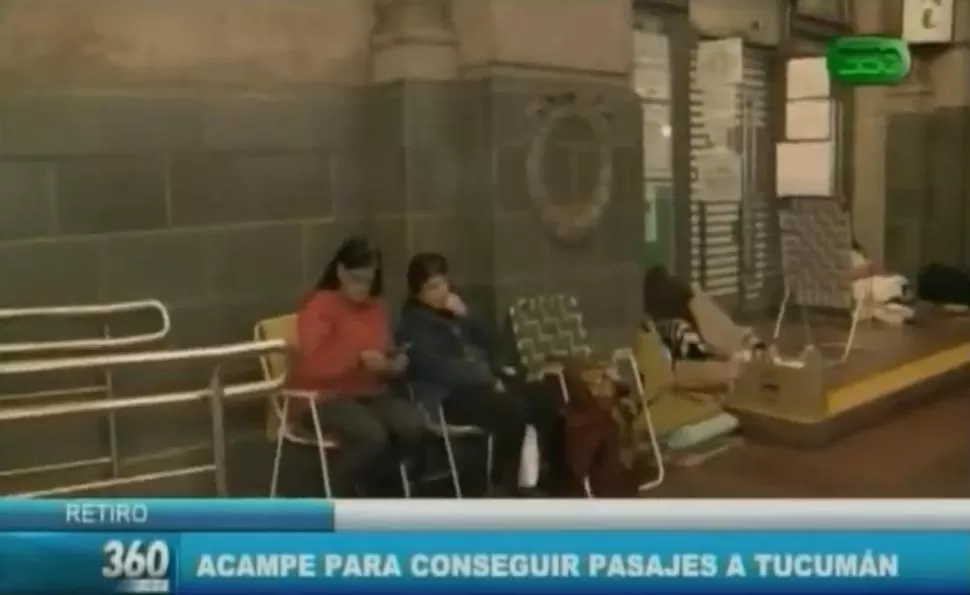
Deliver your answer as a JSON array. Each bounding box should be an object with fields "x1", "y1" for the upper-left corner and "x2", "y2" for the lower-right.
[
  {"x1": 0, "y1": 377, "x2": 285, "y2": 422},
  {"x1": 0, "y1": 299, "x2": 171, "y2": 354},
  {"x1": 0, "y1": 338, "x2": 289, "y2": 498},
  {"x1": 0, "y1": 339, "x2": 285, "y2": 375}
]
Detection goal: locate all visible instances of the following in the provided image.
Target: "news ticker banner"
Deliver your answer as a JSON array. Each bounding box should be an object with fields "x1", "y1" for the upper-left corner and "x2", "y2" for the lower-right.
[
  {"x1": 9, "y1": 498, "x2": 970, "y2": 532},
  {"x1": 4, "y1": 499, "x2": 970, "y2": 594},
  {"x1": 0, "y1": 530, "x2": 967, "y2": 594}
]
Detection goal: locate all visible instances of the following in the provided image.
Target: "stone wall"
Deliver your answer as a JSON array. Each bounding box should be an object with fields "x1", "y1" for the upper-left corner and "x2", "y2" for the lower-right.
[
  {"x1": 853, "y1": 0, "x2": 970, "y2": 275},
  {"x1": 0, "y1": 0, "x2": 642, "y2": 496},
  {"x1": 0, "y1": 87, "x2": 373, "y2": 495}
]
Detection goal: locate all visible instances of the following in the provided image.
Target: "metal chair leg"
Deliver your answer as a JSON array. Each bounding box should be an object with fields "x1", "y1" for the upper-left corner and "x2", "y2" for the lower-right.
[
  {"x1": 399, "y1": 464, "x2": 411, "y2": 498},
  {"x1": 437, "y1": 408, "x2": 463, "y2": 498},
  {"x1": 309, "y1": 404, "x2": 333, "y2": 499},
  {"x1": 484, "y1": 434, "x2": 494, "y2": 493},
  {"x1": 269, "y1": 396, "x2": 289, "y2": 498},
  {"x1": 773, "y1": 285, "x2": 790, "y2": 341}
]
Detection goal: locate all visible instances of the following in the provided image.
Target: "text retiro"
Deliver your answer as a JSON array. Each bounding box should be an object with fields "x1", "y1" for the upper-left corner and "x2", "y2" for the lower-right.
[{"x1": 195, "y1": 551, "x2": 899, "y2": 580}]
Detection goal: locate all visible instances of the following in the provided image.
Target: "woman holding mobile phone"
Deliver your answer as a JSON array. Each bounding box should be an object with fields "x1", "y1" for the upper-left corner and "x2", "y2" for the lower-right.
[
  {"x1": 287, "y1": 236, "x2": 425, "y2": 496},
  {"x1": 396, "y1": 252, "x2": 562, "y2": 497}
]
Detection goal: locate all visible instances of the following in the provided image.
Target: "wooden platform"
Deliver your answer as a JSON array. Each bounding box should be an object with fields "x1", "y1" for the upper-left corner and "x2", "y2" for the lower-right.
[{"x1": 729, "y1": 309, "x2": 970, "y2": 447}]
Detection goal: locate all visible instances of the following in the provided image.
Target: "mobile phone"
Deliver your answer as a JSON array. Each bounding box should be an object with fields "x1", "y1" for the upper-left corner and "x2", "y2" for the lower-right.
[{"x1": 387, "y1": 343, "x2": 412, "y2": 357}]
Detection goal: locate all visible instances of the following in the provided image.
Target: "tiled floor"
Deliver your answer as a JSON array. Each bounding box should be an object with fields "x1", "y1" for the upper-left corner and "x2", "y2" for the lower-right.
[{"x1": 651, "y1": 390, "x2": 969, "y2": 498}]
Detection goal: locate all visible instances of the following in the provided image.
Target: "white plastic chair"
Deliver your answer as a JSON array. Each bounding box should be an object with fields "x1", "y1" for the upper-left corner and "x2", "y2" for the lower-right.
[
  {"x1": 406, "y1": 385, "x2": 493, "y2": 498},
  {"x1": 254, "y1": 315, "x2": 411, "y2": 499},
  {"x1": 267, "y1": 389, "x2": 411, "y2": 499}
]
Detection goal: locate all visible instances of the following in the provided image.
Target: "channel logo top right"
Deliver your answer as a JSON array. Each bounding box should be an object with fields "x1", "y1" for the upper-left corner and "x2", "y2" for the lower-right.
[{"x1": 827, "y1": 36, "x2": 912, "y2": 87}]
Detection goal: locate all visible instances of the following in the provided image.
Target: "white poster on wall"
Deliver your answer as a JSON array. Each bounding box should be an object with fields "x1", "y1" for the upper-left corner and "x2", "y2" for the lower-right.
[
  {"x1": 634, "y1": 31, "x2": 669, "y2": 64},
  {"x1": 693, "y1": 86, "x2": 739, "y2": 123},
  {"x1": 776, "y1": 141, "x2": 835, "y2": 197},
  {"x1": 785, "y1": 99, "x2": 832, "y2": 141},
  {"x1": 642, "y1": 104, "x2": 672, "y2": 178},
  {"x1": 786, "y1": 57, "x2": 830, "y2": 99},
  {"x1": 694, "y1": 148, "x2": 742, "y2": 202},
  {"x1": 644, "y1": 183, "x2": 659, "y2": 243},
  {"x1": 634, "y1": 64, "x2": 671, "y2": 101},
  {"x1": 696, "y1": 38, "x2": 744, "y2": 86}
]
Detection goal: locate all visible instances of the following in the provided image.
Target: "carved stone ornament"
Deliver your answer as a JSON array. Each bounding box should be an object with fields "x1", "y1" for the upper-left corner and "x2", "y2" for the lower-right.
[{"x1": 525, "y1": 94, "x2": 614, "y2": 245}]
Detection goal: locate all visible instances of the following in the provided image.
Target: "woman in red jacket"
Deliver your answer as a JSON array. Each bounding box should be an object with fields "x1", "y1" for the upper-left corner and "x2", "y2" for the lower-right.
[{"x1": 288, "y1": 236, "x2": 426, "y2": 496}]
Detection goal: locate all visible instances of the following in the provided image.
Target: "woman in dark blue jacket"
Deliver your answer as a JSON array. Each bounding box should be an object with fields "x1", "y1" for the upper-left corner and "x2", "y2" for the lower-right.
[{"x1": 396, "y1": 253, "x2": 560, "y2": 496}]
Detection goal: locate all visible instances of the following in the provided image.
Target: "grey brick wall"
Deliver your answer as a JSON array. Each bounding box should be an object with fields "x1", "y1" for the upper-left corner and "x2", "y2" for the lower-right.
[
  {"x1": 0, "y1": 89, "x2": 365, "y2": 496},
  {"x1": 0, "y1": 76, "x2": 644, "y2": 496}
]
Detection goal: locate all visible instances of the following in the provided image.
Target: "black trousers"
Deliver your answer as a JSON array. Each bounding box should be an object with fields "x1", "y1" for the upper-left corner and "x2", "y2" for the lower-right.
[
  {"x1": 300, "y1": 391, "x2": 426, "y2": 496},
  {"x1": 441, "y1": 382, "x2": 563, "y2": 492}
]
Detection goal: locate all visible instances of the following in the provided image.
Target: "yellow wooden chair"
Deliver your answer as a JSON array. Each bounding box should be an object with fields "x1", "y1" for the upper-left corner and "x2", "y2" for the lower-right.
[{"x1": 253, "y1": 313, "x2": 410, "y2": 499}]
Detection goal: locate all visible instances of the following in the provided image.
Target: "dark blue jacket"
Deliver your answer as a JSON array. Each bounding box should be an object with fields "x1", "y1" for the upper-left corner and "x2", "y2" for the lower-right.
[{"x1": 395, "y1": 300, "x2": 497, "y2": 406}]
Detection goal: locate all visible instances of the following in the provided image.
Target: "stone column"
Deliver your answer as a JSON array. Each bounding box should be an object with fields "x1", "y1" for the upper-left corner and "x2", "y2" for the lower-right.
[
  {"x1": 924, "y1": 47, "x2": 970, "y2": 269},
  {"x1": 450, "y1": 0, "x2": 642, "y2": 346},
  {"x1": 851, "y1": 0, "x2": 890, "y2": 264},
  {"x1": 364, "y1": 0, "x2": 463, "y2": 303},
  {"x1": 371, "y1": 0, "x2": 458, "y2": 81}
]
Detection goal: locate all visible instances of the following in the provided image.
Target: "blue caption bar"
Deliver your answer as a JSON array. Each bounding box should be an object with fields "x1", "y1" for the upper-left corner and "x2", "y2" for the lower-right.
[
  {"x1": 174, "y1": 530, "x2": 970, "y2": 594},
  {"x1": 0, "y1": 530, "x2": 966, "y2": 594},
  {"x1": 0, "y1": 499, "x2": 333, "y2": 532}
]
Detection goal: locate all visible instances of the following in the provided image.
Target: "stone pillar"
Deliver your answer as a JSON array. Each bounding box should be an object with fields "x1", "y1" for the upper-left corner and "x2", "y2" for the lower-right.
[
  {"x1": 872, "y1": 0, "x2": 970, "y2": 274},
  {"x1": 364, "y1": 0, "x2": 463, "y2": 304},
  {"x1": 450, "y1": 0, "x2": 642, "y2": 346},
  {"x1": 923, "y1": 47, "x2": 970, "y2": 269},
  {"x1": 851, "y1": 0, "x2": 890, "y2": 264},
  {"x1": 371, "y1": 0, "x2": 458, "y2": 81},
  {"x1": 689, "y1": 0, "x2": 783, "y2": 46}
]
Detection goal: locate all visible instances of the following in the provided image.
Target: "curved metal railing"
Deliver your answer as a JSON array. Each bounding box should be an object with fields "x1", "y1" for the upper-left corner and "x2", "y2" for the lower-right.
[
  {"x1": 0, "y1": 299, "x2": 170, "y2": 355},
  {"x1": 0, "y1": 339, "x2": 289, "y2": 498},
  {"x1": 0, "y1": 299, "x2": 173, "y2": 490}
]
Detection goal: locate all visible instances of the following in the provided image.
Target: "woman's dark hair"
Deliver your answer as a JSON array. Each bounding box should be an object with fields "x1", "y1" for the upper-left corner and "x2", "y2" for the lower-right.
[
  {"x1": 642, "y1": 265, "x2": 696, "y2": 326},
  {"x1": 316, "y1": 236, "x2": 383, "y2": 296},
  {"x1": 406, "y1": 252, "x2": 449, "y2": 295}
]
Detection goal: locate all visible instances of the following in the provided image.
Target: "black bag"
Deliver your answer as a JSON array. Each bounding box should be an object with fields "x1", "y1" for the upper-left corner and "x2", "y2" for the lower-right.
[{"x1": 917, "y1": 264, "x2": 970, "y2": 306}]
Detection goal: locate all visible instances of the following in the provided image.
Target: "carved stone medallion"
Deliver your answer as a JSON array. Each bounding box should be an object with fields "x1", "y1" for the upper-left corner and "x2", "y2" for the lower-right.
[{"x1": 525, "y1": 94, "x2": 615, "y2": 245}]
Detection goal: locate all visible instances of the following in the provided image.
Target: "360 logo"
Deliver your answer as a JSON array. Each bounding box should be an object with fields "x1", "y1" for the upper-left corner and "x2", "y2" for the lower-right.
[{"x1": 826, "y1": 36, "x2": 911, "y2": 86}]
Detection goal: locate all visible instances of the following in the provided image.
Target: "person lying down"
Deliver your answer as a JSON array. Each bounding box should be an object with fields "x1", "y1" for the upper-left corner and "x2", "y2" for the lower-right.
[
  {"x1": 850, "y1": 241, "x2": 915, "y2": 325},
  {"x1": 641, "y1": 266, "x2": 765, "y2": 391}
]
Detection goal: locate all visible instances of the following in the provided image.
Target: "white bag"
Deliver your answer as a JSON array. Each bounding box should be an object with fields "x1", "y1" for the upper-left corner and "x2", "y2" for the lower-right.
[{"x1": 518, "y1": 425, "x2": 540, "y2": 488}]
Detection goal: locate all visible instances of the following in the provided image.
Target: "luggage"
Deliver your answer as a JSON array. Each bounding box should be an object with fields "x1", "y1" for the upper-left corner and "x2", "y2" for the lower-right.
[
  {"x1": 918, "y1": 263, "x2": 970, "y2": 307},
  {"x1": 556, "y1": 358, "x2": 651, "y2": 497}
]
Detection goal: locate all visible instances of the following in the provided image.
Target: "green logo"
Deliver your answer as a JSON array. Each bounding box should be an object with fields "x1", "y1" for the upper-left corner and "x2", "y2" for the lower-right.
[{"x1": 826, "y1": 36, "x2": 911, "y2": 86}]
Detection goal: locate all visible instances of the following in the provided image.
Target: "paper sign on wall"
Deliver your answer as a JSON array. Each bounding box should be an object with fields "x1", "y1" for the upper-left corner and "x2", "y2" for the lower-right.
[
  {"x1": 786, "y1": 57, "x2": 830, "y2": 99},
  {"x1": 642, "y1": 104, "x2": 673, "y2": 178},
  {"x1": 785, "y1": 99, "x2": 832, "y2": 141},
  {"x1": 694, "y1": 148, "x2": 742, "y2": 202},
  {"x1": 696, "y1": 38, "x2": 744, "y2": 87},
  {"x1": 902, "y1": 0, "x2": 954, "y2": 44},
  {"x1": 634, "y1": 31, "x2": 671, "y2": 100},
  {"x1": 776, "y1": 141, "x2": 835, "y2": 197}
]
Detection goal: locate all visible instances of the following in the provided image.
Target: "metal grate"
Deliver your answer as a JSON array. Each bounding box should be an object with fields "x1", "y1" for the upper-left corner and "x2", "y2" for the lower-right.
[{"x1": 688, "y1": 45, "x2": 779, "y2": 315}]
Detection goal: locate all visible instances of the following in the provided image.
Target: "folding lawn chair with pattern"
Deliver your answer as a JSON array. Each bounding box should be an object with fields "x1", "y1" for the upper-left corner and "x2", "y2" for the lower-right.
[{"x1": 507, "y1": 294, "x2": 665, "y2": 495}]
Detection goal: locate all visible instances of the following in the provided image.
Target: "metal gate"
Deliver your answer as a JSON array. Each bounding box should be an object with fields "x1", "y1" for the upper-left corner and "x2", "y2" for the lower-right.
[{"x1": 688, "y1": 42, "x2": 780, "y2": 316}]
